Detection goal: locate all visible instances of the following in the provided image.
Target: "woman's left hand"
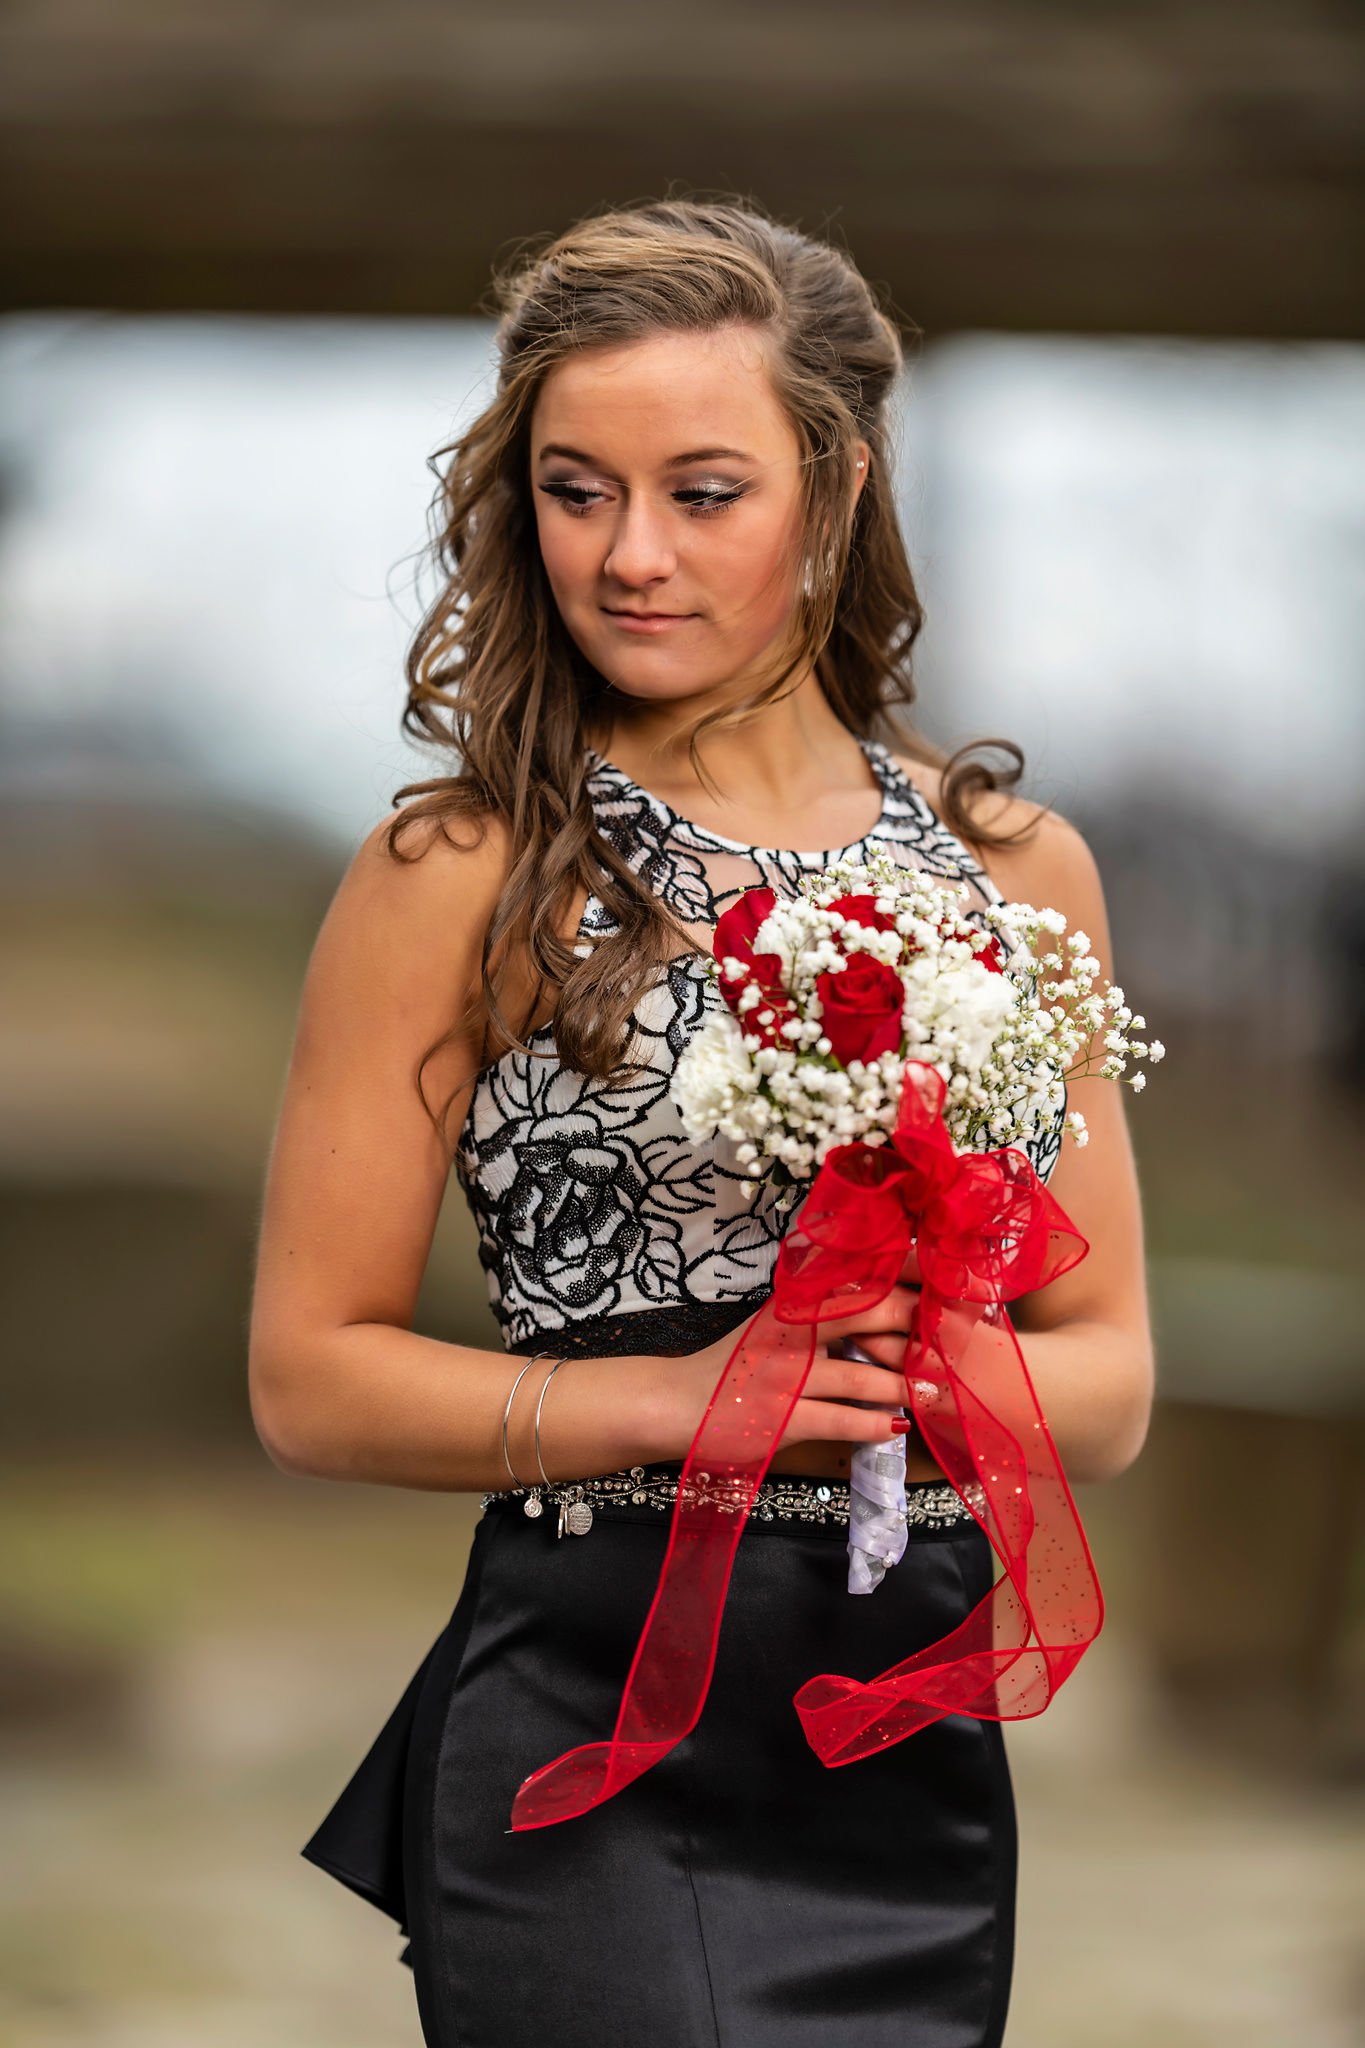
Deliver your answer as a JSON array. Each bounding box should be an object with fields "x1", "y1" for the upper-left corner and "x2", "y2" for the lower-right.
[{"x1": 834, "y1": 1244, "x2": 922, "y2": 1370}]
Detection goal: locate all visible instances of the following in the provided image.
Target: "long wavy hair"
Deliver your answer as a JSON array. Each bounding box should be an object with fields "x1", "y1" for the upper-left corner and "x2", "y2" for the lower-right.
[{"x1": 390, "y1": 197, "x2": 1024, "y2": 1095}]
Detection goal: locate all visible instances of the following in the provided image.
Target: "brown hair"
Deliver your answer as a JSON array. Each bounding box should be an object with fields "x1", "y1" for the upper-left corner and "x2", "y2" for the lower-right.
[{"x1": 390, "y1": 197, "x2": 1023, "y2": 1090}]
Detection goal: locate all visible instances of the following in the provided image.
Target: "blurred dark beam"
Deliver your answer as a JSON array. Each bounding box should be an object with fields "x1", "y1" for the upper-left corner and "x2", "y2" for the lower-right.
[{"x1": 1, "y1": 1, "x2": 1361, "y2": 336}]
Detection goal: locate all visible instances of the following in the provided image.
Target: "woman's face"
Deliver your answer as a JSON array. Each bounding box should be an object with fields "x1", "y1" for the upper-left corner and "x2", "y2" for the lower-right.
[{"x1": 529, "y1": 326, "x2": 809, "y2": 710}]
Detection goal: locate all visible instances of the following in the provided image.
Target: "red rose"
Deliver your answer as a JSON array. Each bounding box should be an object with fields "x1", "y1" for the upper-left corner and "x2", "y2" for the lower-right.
[
  {"x1": 713, "y1": 887, "x2": 795, "y2": 1047},
  {"x1": 942, "y1": 916, "x2": 1005, "y2": 974},
  {"x1": 927, "y1": 905, "x2": 1005, "y2": 975},
  {"x1": 816, "y1": 955, "x2": 905, "y2": 1067},
  {"x1": 826, "y1": 893, "x2": 897, "y2": 934},
  {"x1": 714, "y1": 888, "x2": 776, "y2": 980}
]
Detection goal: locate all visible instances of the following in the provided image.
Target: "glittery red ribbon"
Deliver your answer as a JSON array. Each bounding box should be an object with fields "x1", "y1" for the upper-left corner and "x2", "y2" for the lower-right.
[{"x1": 511, "y1": 1063, "x2": 1099, "y2": 1831}]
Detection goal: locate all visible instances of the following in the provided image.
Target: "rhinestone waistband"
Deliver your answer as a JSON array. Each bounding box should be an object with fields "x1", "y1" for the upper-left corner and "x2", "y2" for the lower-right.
[{"x1": 481, "y1": 1463, "x2": 976, "y2": 1539}]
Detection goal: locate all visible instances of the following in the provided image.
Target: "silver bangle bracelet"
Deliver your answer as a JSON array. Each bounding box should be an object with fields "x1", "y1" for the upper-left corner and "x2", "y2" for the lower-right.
[
  {"x1": 501, "y1": 1354, "x2": 549, "y2": 1489},
  {"x1": 532, "y1": 1359, "x2": 567, "y2": 1487}
]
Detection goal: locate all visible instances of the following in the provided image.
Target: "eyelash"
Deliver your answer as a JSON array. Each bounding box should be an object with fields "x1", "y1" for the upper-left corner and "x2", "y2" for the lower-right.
[{"x1": 538, "y1": 481, "x2": 745, "y2": 519}]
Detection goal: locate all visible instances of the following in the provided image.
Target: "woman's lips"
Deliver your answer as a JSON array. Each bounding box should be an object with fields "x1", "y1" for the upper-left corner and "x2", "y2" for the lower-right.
[{"x1": 602, "y1": 609, "x2": 698, "y2": 635}]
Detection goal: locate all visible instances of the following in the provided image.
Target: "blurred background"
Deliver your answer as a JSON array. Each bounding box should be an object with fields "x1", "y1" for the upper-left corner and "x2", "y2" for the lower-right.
[{"x1": 1, "y1": 3, "x2": 1363, "y2": 2043}]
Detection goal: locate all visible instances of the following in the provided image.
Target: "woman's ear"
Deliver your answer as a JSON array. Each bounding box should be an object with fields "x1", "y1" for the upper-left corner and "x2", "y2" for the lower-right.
[{"x1": 852, "y1": 440, "x2": 871, "y2": 507}]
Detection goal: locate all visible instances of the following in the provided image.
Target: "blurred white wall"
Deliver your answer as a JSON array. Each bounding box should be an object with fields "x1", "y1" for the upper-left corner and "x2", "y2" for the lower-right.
[
  {"x1": 905, "y1": 334, "x2": 1365, "y2": 851},
  {"x1": 0, "y1": 316, "x2": 497, "y2": 843},
  {"x1": 1, "y1": 315, "x2": 1362, "y2": 854}
]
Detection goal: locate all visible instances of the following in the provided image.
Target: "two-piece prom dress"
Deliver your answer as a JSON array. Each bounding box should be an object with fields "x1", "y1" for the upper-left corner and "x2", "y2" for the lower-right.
[{"x1": 304, "y1": 742, "x2": 1064, "y2": 2047}]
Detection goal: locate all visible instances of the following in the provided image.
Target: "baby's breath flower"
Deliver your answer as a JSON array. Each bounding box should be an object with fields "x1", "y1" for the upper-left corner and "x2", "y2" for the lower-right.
[{"x1": 671, "y1": 848, "x2": 1160, "y2": 1188}]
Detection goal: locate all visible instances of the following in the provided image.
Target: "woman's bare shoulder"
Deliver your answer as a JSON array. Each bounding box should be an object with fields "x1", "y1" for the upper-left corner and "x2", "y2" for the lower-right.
[
  {"x1": 339, "y1": 806, "x2": 509, "y2": 915},
  {"x1": 307, "y1": 806, "x2": 512, "y2": 1010},
  {"x1": 891, "y1": 752, "x2": 1101, "y2": 922}
]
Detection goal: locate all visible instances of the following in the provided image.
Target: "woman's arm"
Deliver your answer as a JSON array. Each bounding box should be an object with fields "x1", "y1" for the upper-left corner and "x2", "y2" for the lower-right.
[
  {"x1": 249, "y1": 821, "x2": 919, "y2": 1492},
  {"x1": 882, "y1": 764, "x2": 1154, "y2": 1485},
  {"x1": 986, "y1": 811, "x2": 1154, "y2": 1482}
]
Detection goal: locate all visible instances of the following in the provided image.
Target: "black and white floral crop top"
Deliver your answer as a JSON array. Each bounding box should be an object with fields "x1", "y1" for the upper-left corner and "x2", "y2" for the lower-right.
[{"x1": 455, "y1": 740, "x2": 1064, "y2": 1349}]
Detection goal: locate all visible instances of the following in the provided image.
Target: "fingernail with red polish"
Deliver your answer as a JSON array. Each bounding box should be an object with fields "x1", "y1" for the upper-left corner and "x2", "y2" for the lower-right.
[{"x1": 890, "y1": 1418, "x2": 911, "y2": 1434}]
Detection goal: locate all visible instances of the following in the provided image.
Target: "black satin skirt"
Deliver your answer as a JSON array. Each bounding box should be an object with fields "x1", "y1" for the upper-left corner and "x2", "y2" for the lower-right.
[{"x1": 304, "y1": 1303, "x2": 1016, "y2": 2047}]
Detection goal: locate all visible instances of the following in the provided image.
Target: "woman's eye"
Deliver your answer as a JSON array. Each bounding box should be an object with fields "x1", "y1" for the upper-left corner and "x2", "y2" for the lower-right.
[
  {"x1": 674, "y1": 483, "x2": 745, "y2": 517},
  {"x1": 538, "y1": 481, "x2": 606, "y2": 515},
  {"x1": 537, "y1": 478, "x2": 745, "y2": 518}
]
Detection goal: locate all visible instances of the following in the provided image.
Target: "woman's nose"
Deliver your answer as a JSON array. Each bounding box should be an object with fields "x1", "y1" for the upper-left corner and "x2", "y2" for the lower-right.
[{"x1": 602, "y1": 493, "x2": 677, "y2": 589}]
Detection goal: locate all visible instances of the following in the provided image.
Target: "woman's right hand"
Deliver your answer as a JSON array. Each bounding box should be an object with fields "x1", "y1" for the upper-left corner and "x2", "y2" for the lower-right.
[{"x1": 657, "y1": 1285, "x2": 919, "y2": 1458}]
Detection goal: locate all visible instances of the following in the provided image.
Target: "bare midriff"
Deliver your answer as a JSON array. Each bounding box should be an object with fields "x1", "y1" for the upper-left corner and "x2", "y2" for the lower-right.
[{"x1": 769, "y1": 1437, "x2": 945, "y2": 1485}]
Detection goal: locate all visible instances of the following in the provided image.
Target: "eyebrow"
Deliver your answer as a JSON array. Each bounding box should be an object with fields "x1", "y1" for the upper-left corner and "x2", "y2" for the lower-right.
[{"x1": 536, "y1": 442, "x2": 758, "y2": 468}]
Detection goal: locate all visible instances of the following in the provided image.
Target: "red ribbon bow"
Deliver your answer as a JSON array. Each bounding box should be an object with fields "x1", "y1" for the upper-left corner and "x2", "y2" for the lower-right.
[{"x1": 511, "y1": 1062, "x2": 1101, "y2": 1831}]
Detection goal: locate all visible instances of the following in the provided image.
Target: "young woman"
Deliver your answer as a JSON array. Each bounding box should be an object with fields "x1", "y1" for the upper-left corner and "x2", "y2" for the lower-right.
[{"x1": 250, "y1": 199, "x2": 1152, "y2": 2048}]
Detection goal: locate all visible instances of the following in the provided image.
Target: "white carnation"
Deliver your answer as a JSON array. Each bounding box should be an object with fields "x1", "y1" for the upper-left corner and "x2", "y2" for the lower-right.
[{"x1": 670, "y1": 1010, "x2": 753, "y2": 1140}]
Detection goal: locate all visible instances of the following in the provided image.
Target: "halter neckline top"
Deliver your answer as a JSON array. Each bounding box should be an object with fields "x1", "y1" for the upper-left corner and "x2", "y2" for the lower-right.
[
  {"x1": 583, "y1": 742, "x2": 897, "y2": 862},
  {"x1": 456, "y1": 739, "x2": 1064, "y2": 1348}
]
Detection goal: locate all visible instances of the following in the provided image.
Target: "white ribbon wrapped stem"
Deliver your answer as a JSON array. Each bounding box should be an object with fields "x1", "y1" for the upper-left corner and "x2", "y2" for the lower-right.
[{"x1": 839, "y1": 1341, "x2": 909, "y2": 1595}]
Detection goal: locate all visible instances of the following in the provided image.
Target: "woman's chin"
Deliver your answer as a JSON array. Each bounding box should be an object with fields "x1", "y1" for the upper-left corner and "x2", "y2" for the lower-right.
[
  {"x1": 594, "y1": 658, "x2": 742, "y2": 708},
  {"x1": 573, "y1": 624, "x2": 791, "y2": 713}
]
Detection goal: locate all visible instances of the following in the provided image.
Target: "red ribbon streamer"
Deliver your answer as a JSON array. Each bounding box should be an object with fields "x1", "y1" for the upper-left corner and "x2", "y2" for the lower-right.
[{"x1": 511, "y1": 1062, "x2": 1100, "y2": 1831}]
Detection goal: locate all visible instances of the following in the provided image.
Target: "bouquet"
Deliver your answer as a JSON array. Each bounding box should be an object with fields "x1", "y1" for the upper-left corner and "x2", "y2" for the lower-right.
[
  {"x1": 509, "y1": 850, "x2": 1161, "y2": 1834},
  {"x1": 671, "y1": 849, "x2": 1161, "y2": 1594},
  {"x1": 674, "y1": 847, "x2": 1160, "y2": 1183}
]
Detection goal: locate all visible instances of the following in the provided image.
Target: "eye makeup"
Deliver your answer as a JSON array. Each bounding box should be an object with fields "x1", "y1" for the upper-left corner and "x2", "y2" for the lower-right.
[
  {"x1": 538, "y1": 480, "x2": 607, "y2": 514},
  {"x1": 673, "y1": 479, "x2": 747, "y2": 514},
  {"x1": 537, "y1": 476, "x2": 749, "y2": 518}
]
